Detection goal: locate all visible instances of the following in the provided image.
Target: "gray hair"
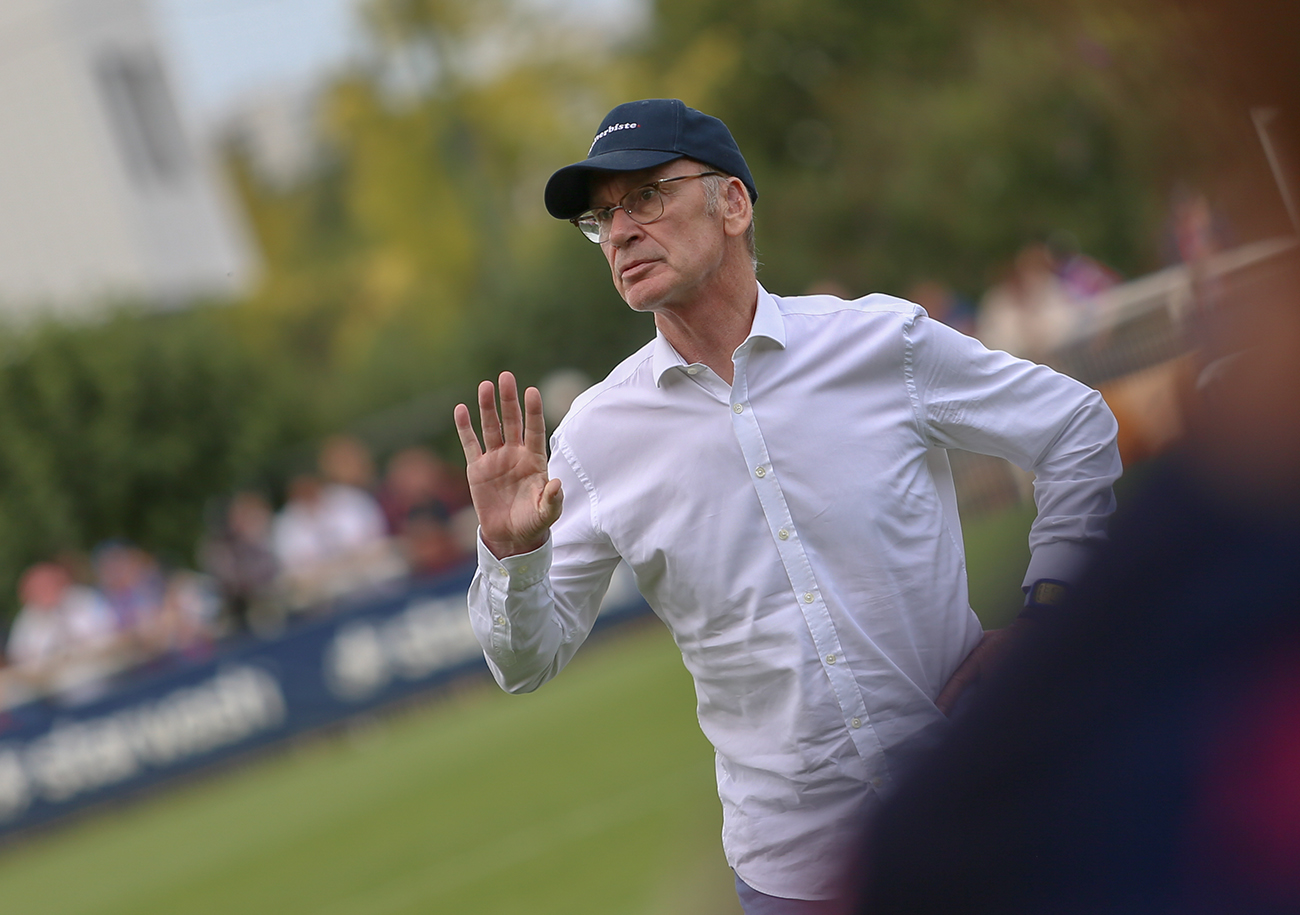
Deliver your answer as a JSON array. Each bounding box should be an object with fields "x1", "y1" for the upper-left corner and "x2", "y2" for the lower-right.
[{"x1": 699, "y1": 170, "x2": 758, "y2": 271}]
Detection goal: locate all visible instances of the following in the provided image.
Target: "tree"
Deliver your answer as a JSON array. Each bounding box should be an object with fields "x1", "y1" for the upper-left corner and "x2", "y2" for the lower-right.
[{"x1": 0, "y1": 308, "x2": 309, "y2": 620}]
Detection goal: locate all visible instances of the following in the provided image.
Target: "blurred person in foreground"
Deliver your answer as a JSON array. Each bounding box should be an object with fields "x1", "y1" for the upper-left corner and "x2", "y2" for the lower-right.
[
  {"x1": 3, "y1": 562, "x2": 119, "y2": 706},
  {"x1": 854, "y1": 2, "x2": 1300, "y2": 911},
  {"x1": 454, "y1": 99, "x2": 1121, "y2": 912}
]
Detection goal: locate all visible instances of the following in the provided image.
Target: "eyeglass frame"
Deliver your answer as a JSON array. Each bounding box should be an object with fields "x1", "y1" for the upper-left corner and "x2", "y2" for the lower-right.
[{"x1": 570, "y1": 171, "x2": 723, "y2": 244}]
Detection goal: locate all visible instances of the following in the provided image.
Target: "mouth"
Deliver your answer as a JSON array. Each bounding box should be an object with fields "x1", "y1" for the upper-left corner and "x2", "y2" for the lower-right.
[{"x1": 618, "y1": 258, "x2": 657, "y2": 283}]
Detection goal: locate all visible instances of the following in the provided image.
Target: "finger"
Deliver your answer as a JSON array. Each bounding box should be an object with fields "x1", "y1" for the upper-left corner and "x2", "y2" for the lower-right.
[
  {"x1": 540, "y1": 477, "x2": 564, "y2": 526},
  {"x1": 453, "y1": 403, "x2": 483, "y2": 462},
  {"x1": 499, "y1": 371, "x2": 524, "y2": 444},
  {"x1": 523, "y1": 386, "x2": 548, "y2": 456},
  {"x1": 478, "y1": 380, "x2": 503, "y2": 450}
]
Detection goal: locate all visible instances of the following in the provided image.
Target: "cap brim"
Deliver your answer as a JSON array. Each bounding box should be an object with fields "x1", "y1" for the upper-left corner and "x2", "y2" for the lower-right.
[{"x1": 544, "y1": 149, "x2": 683, "y2": 219}]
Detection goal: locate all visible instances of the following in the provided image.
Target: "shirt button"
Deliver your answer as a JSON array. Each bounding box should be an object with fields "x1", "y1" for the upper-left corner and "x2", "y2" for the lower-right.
[
  {"x1": 518, "y1": 564, "x2": 529, "y2": 574},
  {"x1": 778, "y1": 529, "x2": 789, "y2": 540},
  {"x1": 826, "y1": 654, "x2": 836, "y2": 664},
  {"x1": 851, "y1": 717, "x2": 862, "y2": 729},
  {"x1": 755, "y1": 466, "x2": 766, "y2": 478},
  {"x1": 733, "y1": 403, "x2": 744, "y2": 413},
  {"x1": 686, "y1": 366, "x2": 700, "y2": 375},
  {"x1": 803, "y1": 592, "x2": 814, "y2": 603},
  {"x1": 494, "y1": 615, "x2": 505, "y2": 625}
]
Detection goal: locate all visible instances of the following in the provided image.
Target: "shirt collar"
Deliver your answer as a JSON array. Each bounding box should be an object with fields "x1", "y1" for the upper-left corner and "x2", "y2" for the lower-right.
[{"x1": 652, "y1": 284, "x2": 787, "y2": 386}]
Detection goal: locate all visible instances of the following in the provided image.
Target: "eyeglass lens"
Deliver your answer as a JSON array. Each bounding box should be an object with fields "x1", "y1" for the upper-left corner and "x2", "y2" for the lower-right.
[
  {"x1": 573, "y1": 172, "x2": 720, "y2": 243},
  {"x1": 577, "y1": 186, "x2": 663, "y2": 242}
]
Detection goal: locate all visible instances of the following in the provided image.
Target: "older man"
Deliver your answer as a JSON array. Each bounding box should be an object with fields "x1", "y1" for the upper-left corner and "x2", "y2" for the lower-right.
[{"x1": 454, "y1": 99, "x2": 1121, "y2": 913}]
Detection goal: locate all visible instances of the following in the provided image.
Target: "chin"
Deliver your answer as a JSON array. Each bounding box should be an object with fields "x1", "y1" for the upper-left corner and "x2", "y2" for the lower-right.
[
  {"x1": 620, "y1": 281, "x2": 669, "y2": 313},
  {"x1": 623, "y1": 293, "x2": 659, "y2": 313}
]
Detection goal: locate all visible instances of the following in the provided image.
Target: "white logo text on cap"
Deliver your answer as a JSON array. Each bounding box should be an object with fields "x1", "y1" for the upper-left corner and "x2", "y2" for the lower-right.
[{"x1": 589, "y1": 122, "x2": 639, "y2": 154}]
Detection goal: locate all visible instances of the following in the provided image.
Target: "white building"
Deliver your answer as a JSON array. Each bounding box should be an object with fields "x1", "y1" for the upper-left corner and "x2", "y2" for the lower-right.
[{"x1": 0, "y1": 0, "x2": 256, "y2": 319}]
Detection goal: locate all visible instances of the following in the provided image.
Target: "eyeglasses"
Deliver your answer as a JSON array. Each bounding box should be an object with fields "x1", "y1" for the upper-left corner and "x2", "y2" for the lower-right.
[{"x1": 571, "y1": 172, "x2": 722, "y2": 243}]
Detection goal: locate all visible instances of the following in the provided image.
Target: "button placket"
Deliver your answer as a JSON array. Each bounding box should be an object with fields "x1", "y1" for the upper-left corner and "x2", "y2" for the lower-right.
[{"x1": 729, "y1": 353, "x2": 881, "y2": 758}]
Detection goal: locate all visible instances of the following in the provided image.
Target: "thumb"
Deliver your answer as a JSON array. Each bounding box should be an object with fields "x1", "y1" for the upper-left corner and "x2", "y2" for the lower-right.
[{"x1": 540, "y1": 478, "x2": 563, "y2": 525}]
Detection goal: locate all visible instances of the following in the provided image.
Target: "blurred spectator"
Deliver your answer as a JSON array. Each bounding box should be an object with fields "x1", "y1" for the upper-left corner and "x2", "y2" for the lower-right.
[
  {"x1": 93, "y1": 540, "x2": 166, "y2": 646},
  {"x1": 273, "y1": 440, "x2": 402, "y2": 609},
  {"x1": 905, "y1": 279, "x2": 976, "y2": 335},
  {"x1": 200, "y1": 490, "x2": 281, "y2": 634},
  {"x1": 1163, "y1": 186, "x2": 1235, "y2": 324},
  {"x1": 380, "y1": 447, "x2": 470, "y2": 576},
  {"x1": 1050, "y1": 236, "x2": 1122, "y2": 303},
  {"x1": 3, "y1": 562, "x2": 119, "y2": 705},
  {"x1": 976, "y1": 243, "x2": 1082, "y2": 361},
  {"x1": 319, "y1": 434, "x2": 378, "y2": 493},
  {"x1": 152, "y1": 571, "x2": 221, "y2": 658},
  {"x1": 1163, "y1": 185, "x2": 1230, "y2": 267}
]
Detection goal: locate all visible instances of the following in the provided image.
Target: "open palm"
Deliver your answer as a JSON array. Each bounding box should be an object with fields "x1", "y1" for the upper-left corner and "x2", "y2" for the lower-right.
[{"x1": 454, "y1": 371, "x2": 563, "y2": 558}]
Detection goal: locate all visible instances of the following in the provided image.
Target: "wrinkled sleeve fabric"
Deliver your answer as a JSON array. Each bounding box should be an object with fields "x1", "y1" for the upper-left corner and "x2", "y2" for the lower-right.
[
  {"x1": 466, "y1": 433, "x2": 623, "y2": 694},
  {"x1": 904, "y1": 312, "x2": 1122, "y2": 587}
]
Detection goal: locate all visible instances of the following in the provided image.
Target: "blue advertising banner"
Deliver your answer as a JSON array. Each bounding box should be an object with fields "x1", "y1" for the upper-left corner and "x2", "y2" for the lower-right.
[{"x1": 0, "y1": 563, "x2": 649, "y2": 837}]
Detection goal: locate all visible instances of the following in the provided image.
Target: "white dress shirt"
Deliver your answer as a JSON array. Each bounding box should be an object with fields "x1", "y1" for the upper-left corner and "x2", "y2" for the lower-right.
[{"x1": 468, "y1": 287, "x2": 1121, "y2": 899}]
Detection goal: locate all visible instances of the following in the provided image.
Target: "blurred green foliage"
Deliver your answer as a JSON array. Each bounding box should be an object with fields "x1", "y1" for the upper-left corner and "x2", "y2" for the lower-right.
[
  {"x1": 0, "y1": 308, "x2": 314, "y2": 613},
  {"x1": 0, "y1": 0, "x2": 1239, "y2": 622}
]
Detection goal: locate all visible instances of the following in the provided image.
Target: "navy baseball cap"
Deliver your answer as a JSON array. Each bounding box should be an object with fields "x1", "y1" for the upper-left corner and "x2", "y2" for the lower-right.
[{"x1": 544, "y1": 99, "x2": 758, "y2": 220}]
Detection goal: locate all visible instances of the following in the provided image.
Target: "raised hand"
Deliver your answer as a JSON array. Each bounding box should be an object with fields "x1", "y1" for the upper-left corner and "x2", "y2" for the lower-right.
[{"x1": 454, "y1": 371, "x2": 563, "y2": 558}]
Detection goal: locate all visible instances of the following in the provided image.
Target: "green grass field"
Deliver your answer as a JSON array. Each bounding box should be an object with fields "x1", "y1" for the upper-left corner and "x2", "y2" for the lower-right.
[{"x1": 0, "y1": 504, "x2": 1034, "y2": 915}]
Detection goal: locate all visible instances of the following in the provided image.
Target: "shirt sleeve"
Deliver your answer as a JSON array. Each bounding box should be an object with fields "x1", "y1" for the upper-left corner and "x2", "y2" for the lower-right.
[
  {"x1": 905, "y1": 313, "x2": 1122, "y2": 586},
  {"x1": 466, "y1": 436, "x2": 623, "y2": 693}
]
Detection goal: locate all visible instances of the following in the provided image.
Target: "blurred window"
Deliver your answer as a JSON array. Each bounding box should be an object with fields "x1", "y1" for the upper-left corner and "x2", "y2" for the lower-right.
[{"x1": 95, "y1": 49, "x2": 189, "y2": 186}]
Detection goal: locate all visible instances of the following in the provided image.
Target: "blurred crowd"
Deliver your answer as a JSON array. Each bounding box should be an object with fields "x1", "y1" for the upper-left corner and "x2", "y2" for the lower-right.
[
  {"x1": 906, "y1": 187, "x2": 1226, "y2": 366},
  {"x1": 973, "y1": 238, "x2": 1122, "y2": 362},
  {"x1": 0, "y1": 437, "x2": 476, "y2": 711}
]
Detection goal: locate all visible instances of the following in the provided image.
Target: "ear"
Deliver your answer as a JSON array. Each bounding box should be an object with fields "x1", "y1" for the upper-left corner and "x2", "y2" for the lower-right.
[{"x1": 721, "y1": 177, "x2": 752, "y2": 239}]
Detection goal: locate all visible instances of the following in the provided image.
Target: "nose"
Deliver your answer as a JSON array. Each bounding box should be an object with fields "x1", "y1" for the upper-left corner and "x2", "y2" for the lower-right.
[{"x1": 604, "y1": 206, "x2": 642, "y2": 247}]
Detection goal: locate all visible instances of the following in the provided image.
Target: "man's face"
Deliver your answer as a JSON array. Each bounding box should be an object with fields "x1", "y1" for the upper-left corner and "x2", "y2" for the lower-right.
[{"x1": 589, "y1": 161, "x2": 728, "y2": 314}]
